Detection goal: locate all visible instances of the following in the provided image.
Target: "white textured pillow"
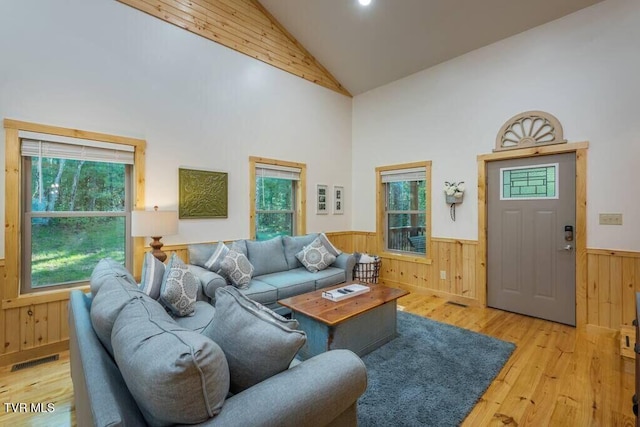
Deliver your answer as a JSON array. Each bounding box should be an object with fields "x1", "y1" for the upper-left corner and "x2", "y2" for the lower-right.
[
  {"x1": 220, "y1": 250, "x2": 254, "y2": 289},
  {"x1": 139, "y1": 252, "x2": 165, "y2": 300},
  {"x1": 296, "y1": 237, "x2": 337, "y2": 273},
  {"x1": 204, "y1": 242, "x2": 229, "y2": 273},
  {"x1": 160, "y1": 254, "x2": 198, "y2": 317},
  {"x1": 318, "y1": 233, "x2": 342, "y2": 256}
]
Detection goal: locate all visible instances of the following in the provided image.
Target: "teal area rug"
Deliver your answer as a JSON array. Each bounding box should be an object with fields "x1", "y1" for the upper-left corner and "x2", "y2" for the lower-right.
[{"x1": 358, "y1": 311, "x2": 515, "y2": 426}]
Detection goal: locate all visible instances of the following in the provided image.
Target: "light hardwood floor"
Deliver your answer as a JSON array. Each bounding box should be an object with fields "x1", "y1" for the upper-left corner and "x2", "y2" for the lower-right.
[{"x1": 0, "y1": 292, "x2": 635, "y2": 426}]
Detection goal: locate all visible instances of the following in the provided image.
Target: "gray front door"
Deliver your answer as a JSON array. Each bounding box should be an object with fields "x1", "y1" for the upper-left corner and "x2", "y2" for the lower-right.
[{"x1": 487, "y1": 153, "x2": 576, "y2": 326}]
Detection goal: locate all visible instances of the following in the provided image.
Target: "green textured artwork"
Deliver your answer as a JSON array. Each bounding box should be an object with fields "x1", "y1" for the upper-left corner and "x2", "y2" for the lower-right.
[{"x1": 179, "y1": 168, "x2": 228, "y2": 219}]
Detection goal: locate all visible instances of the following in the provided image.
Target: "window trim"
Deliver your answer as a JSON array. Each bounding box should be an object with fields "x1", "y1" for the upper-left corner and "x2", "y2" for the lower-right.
[
  {"x1": 376, "y1": 161, "x2": 432, "y2": 264},
  {"x1": 249, "y1": 156, "x2": 306, "y2": 239},
  {"x1": 3, "y1": 119, "x2": 146, "y2": 299}
]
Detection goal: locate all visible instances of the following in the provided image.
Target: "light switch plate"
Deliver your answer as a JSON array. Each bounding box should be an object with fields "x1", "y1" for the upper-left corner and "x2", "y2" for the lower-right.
[
  {"x1": 599, "y1": 213, "x2": 623, "y2": 225},
  {"x1": 440, "y1": 270, "x2": 447, "y2": 280}
]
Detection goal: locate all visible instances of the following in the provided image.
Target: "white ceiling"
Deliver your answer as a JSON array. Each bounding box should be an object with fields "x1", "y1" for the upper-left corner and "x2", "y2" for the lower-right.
[{"x1": 260, "y1": 0, "x2": 604, "y2": 95}]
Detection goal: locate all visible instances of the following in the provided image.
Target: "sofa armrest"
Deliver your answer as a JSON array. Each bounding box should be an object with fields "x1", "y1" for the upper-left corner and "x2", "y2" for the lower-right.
[
  {"x1": 202, "y1": 349, "x2": 367, "y2": 427},
  {"x1": 332, "y1": 253, "x2": 356, "y2": 282},
  {"x1": 187, "y1": 264, "x2": 227, "y2": 301}
]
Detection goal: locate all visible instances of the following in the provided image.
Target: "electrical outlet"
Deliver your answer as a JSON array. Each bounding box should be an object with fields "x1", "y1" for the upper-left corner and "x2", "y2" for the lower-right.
[
  {"x1": 440, "y1": 270, "x2": 447, "y2": 280},
  {"x1": 599, "y1": 213, "x2": 623, "y2": 225}
]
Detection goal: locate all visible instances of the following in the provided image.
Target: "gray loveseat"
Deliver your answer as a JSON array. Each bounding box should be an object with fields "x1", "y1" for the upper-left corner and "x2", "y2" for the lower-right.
[
  {"x1": 188, "y1": 234, "x2": 356, "y2": 315},
  {"x1": 69, "y1": 258, "x2": 367, "y2": 426}
]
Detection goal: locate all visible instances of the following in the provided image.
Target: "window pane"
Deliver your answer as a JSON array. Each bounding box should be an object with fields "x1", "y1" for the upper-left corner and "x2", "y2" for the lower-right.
[
  {"x1": 501, "y1": 164, "x2": 557, "y2": 200},
  {"x1": 256, "y1": 212, "x2": 293, "y2": 241},
  {"x1": 256, "y1": 177, "x2": 293, "y2": 211},
  {"x1": 31, "y1": 158, "x2": 125, "y2": 212},
  {"x1": 387, "y1": 213, "x2": 426, "y2": 253},
  {"x1": 30, "y1": 216, "x2": 125, "y2": 288},
  {"x1": 387, "y1": 180, "x2": 425, "y2": 211}
]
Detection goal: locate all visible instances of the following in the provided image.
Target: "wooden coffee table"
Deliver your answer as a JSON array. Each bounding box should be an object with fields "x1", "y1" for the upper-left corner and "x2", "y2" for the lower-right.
[{"x1": 278, "y1": 282, "x2": 408, "y2": 360}]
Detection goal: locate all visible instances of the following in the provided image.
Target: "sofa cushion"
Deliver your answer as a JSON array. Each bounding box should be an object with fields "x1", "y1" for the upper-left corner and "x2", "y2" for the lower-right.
[
  {"x1": 296, "y1": 237, "x2": 336, "y2": 273},
  {"x1": 187, "y1": 243, "x2": 217, "y2": 268},
  {"x1": 246, "y1": 236, "x2": 288, "y2": 276},
  {"x1": 172, "y1": 301, "x2": 216, "y2": 333},
  {"x1": 220, "y1": 250, "x2": 254, "y2": 289},
  {"x1": 204, "y1": 286, "x2": 306, "y2": 394},
  {"x1": 139, "y1": 252, "x2": 165, "y2": 300},
  {"x1": 228, "y1": 240, "x2": 248, "y2": 257},
  {"x1": 239, "y1": 279, "x2": 278, "y2": 305},
  {"x1": 90, "y1": 258, "x2": 136, "y2": 295},
  {"x1": 203, "y1": 242, "x2": 229, "y2": 272},
  {"x1": 282, "y1": 233, "x2": 318, "y2": 269},
  {"x1": 112, "y1": 297, "x2": 229, "y2": 426},
  {"x1": 312, "y1": 267, "x2": 347, "y2": 289},
  {"x1": 90, "y1": 277, "x2": 147, "y2": 357},
  {"x1": 160, "y1": 263, "x2": 199, "y2": 317},
  {"x1": 255, "y1": 270, "x2": 316, "y2": 300}
]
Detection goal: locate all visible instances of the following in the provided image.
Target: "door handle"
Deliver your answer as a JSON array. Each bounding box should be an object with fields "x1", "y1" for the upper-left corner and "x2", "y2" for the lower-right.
[{"x1": 560, "y1": 244, "x2": 573, "y2": 251}]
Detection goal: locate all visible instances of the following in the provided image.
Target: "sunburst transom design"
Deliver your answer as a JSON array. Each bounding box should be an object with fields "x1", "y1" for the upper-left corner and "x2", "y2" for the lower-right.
[{"x1": 495, "y1": 111, "x2": 566, "y2": 152}]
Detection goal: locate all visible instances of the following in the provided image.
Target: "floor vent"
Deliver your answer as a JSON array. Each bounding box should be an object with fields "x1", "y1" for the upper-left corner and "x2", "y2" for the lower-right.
[
  {"x1": 11, "y1": 354, "x2": 59, "y2": 372},
  {"x1": 446, "y1": 301, "x2": 468, "y2": 308}
]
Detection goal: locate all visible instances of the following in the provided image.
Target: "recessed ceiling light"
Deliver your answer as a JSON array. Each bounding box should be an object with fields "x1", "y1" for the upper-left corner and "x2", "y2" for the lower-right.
[{"x1": 358, "y1": 0, "x2": 371, "y2": 6}]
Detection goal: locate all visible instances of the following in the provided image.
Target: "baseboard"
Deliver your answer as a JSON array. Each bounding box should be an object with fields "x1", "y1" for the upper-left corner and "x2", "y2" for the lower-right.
[
  {"x1": 0, "y1": 341, "x2": 68, "y2": 367},
  {"x1": 381, "y1": 279, "x2": 482, "y2": 308}
]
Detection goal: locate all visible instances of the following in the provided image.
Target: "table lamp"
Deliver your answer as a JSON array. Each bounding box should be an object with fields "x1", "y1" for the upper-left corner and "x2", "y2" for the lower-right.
[{"x1": 131, "y1": 206, "x2": 178, "y2": 262}]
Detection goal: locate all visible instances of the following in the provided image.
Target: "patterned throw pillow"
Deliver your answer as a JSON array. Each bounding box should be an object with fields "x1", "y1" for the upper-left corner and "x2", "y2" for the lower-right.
[
  {"x1": 220, "y1": 250, "x2": 254, "y2": 289},
  {"x1": 139, "y1": 252, "x2": 165, "y2": 300},
  {"x1": 296, "y1": 237, "x2": 337, "y2": 273},
  {"x1": 204, "y1": 242, "x2": 229, "y2": 273},
  {"x1": 160, "y1": 254, "x2": 198, "y2": 317}
]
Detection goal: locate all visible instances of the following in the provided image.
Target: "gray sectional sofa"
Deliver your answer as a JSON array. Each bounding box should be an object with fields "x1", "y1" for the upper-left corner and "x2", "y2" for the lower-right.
[
  {"x1": 69, "y1": 258, "x2": 367, "y2": 426},
  {"x1": 188, "y1": 234, "x2": 356, "y2": 315}
]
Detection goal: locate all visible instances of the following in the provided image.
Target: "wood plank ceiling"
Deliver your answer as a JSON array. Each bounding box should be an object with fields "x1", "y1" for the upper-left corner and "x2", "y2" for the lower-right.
[{"x1": 116, "y1": 0, "x2": 351, "y2": 97}]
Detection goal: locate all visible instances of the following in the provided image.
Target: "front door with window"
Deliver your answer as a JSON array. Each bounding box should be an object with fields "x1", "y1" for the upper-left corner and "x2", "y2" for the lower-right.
[{"x1": 487, "y1": 153, "x2": 576, "y2": 326}]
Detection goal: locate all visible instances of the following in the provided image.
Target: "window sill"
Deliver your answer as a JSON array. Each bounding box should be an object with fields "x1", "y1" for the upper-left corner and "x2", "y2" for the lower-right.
[
  {"x1": 379, "y1": 252, "x2": 432, "y2": 265},
  {"x1": 2, "y1": 285, "x2": 90, "y2": 309}
]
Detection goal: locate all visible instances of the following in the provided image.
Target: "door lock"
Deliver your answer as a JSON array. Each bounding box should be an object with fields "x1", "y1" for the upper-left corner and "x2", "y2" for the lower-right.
[{"x1": 564, "y1": 225, "x2": 574, "y2": 242}]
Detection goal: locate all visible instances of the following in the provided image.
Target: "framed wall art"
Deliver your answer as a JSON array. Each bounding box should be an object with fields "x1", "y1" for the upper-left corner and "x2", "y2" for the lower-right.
[
  {"x1": 316, "y1": 184, "x2": 328, "y2": 215},
  {"x1": 178, "y1": 168, "x2": 228, "y2": 219},
  {"x1": 333, "y1": 185, "x2": 344, "y2": 214}
]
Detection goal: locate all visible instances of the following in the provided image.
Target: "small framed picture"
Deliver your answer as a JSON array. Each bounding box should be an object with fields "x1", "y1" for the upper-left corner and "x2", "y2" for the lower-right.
[
  {"x1": 317, "y1": 184, "x2": 328, "y2": 214},
  {"x1": 333, "y1": 185, "x2": 344, "y2": 214}
]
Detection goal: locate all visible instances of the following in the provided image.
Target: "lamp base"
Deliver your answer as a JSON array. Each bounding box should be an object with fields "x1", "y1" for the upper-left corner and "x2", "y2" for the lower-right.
[{"x1": 149, "y1": 237, "x2": 167, "y2": 263}]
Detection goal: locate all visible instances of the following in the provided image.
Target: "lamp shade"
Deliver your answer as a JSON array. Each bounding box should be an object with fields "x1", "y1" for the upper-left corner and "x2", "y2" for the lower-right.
[{"x1": 131, "y1": 209, "x2": 178, "y2": 237}]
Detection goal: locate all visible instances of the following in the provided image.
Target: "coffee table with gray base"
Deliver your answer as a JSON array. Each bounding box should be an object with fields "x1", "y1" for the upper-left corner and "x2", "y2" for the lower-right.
[{"x1": 278, "y1": 282, "x2": 409, "y2": 360}]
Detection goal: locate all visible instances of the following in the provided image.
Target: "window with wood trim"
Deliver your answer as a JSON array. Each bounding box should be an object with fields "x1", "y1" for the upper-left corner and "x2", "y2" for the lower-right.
[
  {"x1": 376, "y1": 162, "x2": 432, "y2": 259},
  {"x1": 3, "y1": 119, "x2": 145, "y2": 297},
  {"x1": 249, "y1": 157, "x2": 306, "y2": 240}
]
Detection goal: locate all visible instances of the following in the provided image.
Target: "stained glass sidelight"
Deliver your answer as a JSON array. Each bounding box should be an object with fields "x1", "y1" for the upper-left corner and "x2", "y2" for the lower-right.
[{"x1": 501, "y1": 163, "x2": 558, "y2": 200}]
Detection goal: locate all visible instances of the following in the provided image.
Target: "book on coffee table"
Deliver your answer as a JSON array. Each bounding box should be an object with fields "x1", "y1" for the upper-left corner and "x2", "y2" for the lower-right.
[{"x1": 322, "y1": 284, "x2": 370, "y2": 302}]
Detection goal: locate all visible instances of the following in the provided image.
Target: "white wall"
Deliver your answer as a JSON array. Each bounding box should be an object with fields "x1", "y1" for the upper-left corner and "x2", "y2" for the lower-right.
[
  {"x1": 0, "y1": 0, "x2": 353, "y2": 256},
  {"x1": 352, "y1": 0, "x2": 640, "y2": 251}
]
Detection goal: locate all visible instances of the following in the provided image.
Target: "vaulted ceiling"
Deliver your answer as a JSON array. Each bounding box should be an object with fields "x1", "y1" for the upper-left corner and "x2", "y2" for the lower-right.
[
  {"x1": 259, "y1": 0, "x2": 604, "y2": 95},
  {"x1": 118, "y1": 0, "x2": 604, "y2": 97}
]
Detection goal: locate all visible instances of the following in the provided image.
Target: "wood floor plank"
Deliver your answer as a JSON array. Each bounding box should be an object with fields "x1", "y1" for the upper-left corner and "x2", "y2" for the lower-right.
[{"x1": 0, "y1": 291, "x2": 635, "y2": 426}]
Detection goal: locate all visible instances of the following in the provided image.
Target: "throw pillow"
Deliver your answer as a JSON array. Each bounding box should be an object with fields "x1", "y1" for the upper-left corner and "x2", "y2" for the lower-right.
[
  {"x1": 204, "y1": 286, "x2": 306, "y2": 393},
  {"x1": 187, "y1": 243, "x2": 217, "y2": 268},
  {"x1": 282, "y1": 233, "x2": 318, "y2": 269},
  {"x1": 90, "y1": 257, "x2": 137, "y2": 295},
  {"x1": 160, "y1": 264, "x2": 199, "y2": 317},
  {"x1": 112, "y1": 297, "x2": 229, "y2": 426},
  {"x1": 139, "y1": 252, "x2": 165, "y2": 300},
  {"x1": 318, "y1": 233, "x2": 343, "y2": 257},
  {"x1": 90, "y1": 277, "x2": 147, "y2": 357},
  {"x1": 220, "y1": 250, "x2": 254, "y2": 289},
  {"x1": 246, "y1": 236, "x2": 288, "y2": 276},
  {"x1": 203, "y1": 241, "x2": 229, "y2": 273},
  {"x1": 296, "y1": 237, "x2": 337, "y2": 273}
]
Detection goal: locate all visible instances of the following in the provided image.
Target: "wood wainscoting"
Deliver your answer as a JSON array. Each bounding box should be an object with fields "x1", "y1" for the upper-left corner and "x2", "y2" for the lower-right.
[{"x1": 0, "y1": 235, "x2": 639, "y2": 366}]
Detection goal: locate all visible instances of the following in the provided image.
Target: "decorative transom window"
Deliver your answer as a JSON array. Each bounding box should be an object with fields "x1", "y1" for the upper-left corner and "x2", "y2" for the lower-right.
[
  {"x1": 500, "y1": 163, "x2": 559, "y2": 200},
  {"x1": 495, "y1": 111, "x2": 566, "y2": 152}
]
